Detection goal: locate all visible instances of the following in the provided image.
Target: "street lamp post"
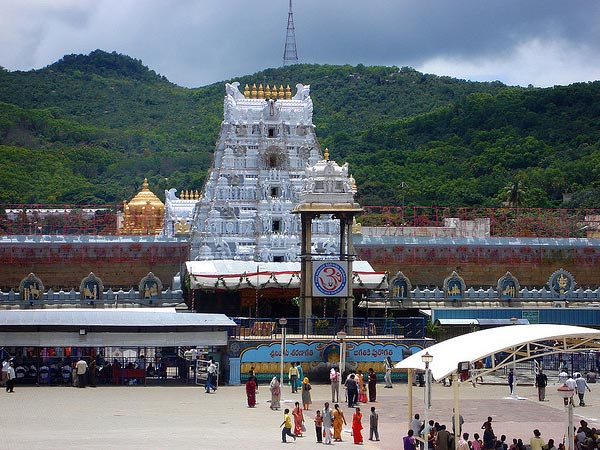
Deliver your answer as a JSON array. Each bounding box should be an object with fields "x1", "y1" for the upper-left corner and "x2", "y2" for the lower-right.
[
  {"x1": 421, "y1": 351, "x2": 434, "y2": 445},
  {"x1": 337, "y1": 331, "x2": 347, "y2": 398},
  {"x1": 510, "y1": 317, "x2": 519, "y2": 399},
  {"x1": 558, "y1": 383, "x2": 575, "y2": 450},
  {"x1": 279, "y1": 317, "x2": 287, "y2": 401}
]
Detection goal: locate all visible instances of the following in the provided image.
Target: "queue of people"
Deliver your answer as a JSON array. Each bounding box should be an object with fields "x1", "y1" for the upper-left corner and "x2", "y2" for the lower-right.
[{"x1": 405, "y1": 415, "x2": 600, "y2": 450}]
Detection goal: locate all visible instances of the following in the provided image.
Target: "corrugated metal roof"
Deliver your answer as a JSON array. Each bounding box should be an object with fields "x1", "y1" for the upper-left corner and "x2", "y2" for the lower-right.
[
  {"x1": 432, "y1": 307, "x2": 600, "y2": 327},
  {"x1": 435, "y1": 318, "x2": 529, "y2": 326},
  {"x1": 0, "y1": 308, "x2": 237, "y2": 328}
]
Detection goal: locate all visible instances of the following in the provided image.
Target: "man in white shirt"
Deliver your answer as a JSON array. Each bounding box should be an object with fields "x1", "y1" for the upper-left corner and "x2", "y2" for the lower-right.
[
  {"x1": 76, "y1": 358, "x2": 88, "y2": 388},
  {"x1": 6, "y1": 361, "x2": 16, "y2": 393},
  {"x1": 322, "y1": 402, "x2": 334, "y2": 445},
  {"x1": 574, "y1": 373, "x2": 591, "y2": 406},
  {"x1": 206, "y1": 360, "x2": 217, "y2": 393},
  {"x1": 565, "y1": 376, "x2": 577, "y2": 405},
  {"x1": 458, "y1": 433, "x2": 470, "y2": 450}
]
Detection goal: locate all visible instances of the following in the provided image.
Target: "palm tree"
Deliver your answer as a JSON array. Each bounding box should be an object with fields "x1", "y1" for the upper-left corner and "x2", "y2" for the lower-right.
[{"x1": 504, "y1": 179, "x2": 525, "y2": 208}]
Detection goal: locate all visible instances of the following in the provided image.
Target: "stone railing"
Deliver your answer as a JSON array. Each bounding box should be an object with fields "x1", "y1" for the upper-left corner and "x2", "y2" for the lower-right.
[{"x1": 0, "y1": 288, "x2": 184, "y2": 307}]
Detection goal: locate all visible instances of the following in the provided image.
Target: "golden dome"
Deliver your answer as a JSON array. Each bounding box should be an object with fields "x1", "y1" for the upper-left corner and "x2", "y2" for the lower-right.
[
  {"x1": 127, "y1": 178, "x2": 164, "y2": 208},
  {"x1": 121, "y1": 178, "x2": 165, "y2": 235}
]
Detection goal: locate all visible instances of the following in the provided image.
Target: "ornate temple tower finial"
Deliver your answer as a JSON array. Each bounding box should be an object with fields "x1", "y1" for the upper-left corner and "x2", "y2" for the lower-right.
[
  {"x1": 279, "y1": 85, "x2": 285, "y2": 99},
  {"x1": 285, "y1": 84, "x2": 292, "y2": 99},
  {"x1": 258, "y1": 83, "x2": 264, "y2": 99},
  {"x1": 324, "y1": 148, "x2": 329, "y2": 161},
  {"x1": 251, "y1": 83, "x2": 257, "y2": 98},
  {"x1": 265, "y1": 84, "x2": 271, "y2": 99},
  {"x1": 244, "y1": 84, "x2": 250, "y2": 98}
]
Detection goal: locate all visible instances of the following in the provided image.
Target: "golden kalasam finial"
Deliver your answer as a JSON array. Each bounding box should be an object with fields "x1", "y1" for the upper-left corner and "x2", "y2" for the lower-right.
[
  {"x1": 244, "y1": 84, "x2": 250, "y2": 98},
  {"x1": 265, "y1": 84, "x2": 271, "y2": 99},
  {"x1": 324, "y1": 148, "x2": 330, "y2": 161},
  {"x1": 258, "y1": 83, "x2": 264, "y2": 98},
  {"x1": 194, "y1": 189, "x2": 199, "y2": 199},
  {"x1": 279, "y1": 85, "x2": 285, "y2": 99},
  {"x1": 272, "y1": 84, "x2": 278, "y2": 99},
  {"x1": 286, "y1": 84, "x2": 292, "y2": 99},
  {"x1": 251, "y1": 83, "x2": 257, "y2": 98}
]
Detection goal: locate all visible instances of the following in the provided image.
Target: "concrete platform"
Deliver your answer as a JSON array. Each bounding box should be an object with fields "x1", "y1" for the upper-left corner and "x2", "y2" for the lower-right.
[{"x1": 2, "y1": 375, "x2": 598, "y2": 450}]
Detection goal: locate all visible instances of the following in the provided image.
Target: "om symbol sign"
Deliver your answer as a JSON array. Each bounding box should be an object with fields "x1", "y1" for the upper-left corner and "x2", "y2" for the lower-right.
[{"x1": 314, "y1": 262, "x2": 347, "y2": 296}]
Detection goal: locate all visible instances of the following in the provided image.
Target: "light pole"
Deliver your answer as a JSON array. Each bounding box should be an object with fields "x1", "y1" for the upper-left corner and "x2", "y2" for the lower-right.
[
  {"x1": 558, "y1": 383, "x2": 575, "y2": 450},
  {"x1": 279, "y1": 317, "x2": 287, "y2": 401},
  {"x1": 421, "y1": 351, "x2": 434, "y2": 444},
  {"x1": 337, "y1": 330, "x2": 347, "y2": 398},
  {"x1": 510, "y1": 317, "x2": 518, "y2": 399}
]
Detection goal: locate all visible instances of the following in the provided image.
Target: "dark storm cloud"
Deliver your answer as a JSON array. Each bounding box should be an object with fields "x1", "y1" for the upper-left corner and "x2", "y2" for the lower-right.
[
  {"x1": 298, "y1": 0, "x2": 600, "y2": 66},
  {"x1": 1, "y1": 0, "x2": 599, "y2": 88}
]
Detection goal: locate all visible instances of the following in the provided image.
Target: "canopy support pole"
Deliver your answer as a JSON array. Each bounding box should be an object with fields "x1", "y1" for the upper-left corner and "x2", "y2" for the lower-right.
[
  {"x1": 407, "y1": 368, "x2": 413, "y2": 430},
  {"x1": 453, "y1": 372, "x2": 460, "y2": 449}
]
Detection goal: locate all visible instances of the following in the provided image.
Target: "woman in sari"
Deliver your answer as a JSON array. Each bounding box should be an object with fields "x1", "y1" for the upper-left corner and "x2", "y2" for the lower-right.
[
  {"x1": 270, "y1": 376, "x2": 281, "y2": 410},
  {"x1": 357, "y1": 370, "x2": 367, "y2": 403},
  {"x1": 292, "y1": 401, "x2": 304, "y2": 436},
  {"x1": 352, "y1": 406, "x2": 363, "y2": 444},
  {"x1": 245, "y1": 375, "x2": 257, "y2": 408},
  {"x1": 333, "y1": 403, "x2": 347, "y2": 442},
  {"x1": 301, "y1": 376, "x2": 312, "y2": 410}
]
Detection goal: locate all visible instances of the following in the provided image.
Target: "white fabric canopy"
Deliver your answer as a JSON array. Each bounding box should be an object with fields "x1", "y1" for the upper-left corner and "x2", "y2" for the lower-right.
[
  {"x1": 186, "y1": 260, "x2": 387, "y2": 290},
  {"x1": 395, "y1": 324, "x2": 600, "y2": 380}
]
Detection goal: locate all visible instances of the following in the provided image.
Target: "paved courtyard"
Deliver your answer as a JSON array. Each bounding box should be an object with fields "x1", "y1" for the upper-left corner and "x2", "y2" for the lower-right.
[{"x1": 2, "y1": 376, "x2": 598, "y2": 450}]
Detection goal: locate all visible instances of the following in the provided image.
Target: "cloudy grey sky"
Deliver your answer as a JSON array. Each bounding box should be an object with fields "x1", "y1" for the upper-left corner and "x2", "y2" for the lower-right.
[{"x1": 1, "y1": 0, "x2": 599, "y2": 88}]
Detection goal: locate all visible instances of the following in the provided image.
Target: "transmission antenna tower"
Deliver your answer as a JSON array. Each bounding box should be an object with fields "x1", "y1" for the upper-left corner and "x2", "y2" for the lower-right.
[{"x1": 283, "y1": 0, "x2": 299, "y2": 66}]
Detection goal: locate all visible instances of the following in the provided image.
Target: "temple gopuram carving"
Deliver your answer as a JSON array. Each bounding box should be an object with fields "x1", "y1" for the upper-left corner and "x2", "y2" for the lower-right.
[{"x1": 189, "y1": 82, "x2": 341, "y2": 262}]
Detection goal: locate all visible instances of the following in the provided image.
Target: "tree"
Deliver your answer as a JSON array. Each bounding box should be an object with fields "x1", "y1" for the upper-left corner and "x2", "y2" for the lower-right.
[{"x1": 503, "y1": 179, "x2": 525, "y2": 208}]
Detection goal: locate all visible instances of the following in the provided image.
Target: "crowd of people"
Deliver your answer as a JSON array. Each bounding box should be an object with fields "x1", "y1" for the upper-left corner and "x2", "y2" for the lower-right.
[
  {"x1": 0, "y1": 354, "x2": 158, "y2": 388},
  {"x1": 279, "y1": 400, "x2": 379, "y2": 445},
  {"x1": 403, "y1": 414, "x2": 600, "y2": 450},
  {"x1": 272, "y1": 364, "x2": 382, "y2": 444}
]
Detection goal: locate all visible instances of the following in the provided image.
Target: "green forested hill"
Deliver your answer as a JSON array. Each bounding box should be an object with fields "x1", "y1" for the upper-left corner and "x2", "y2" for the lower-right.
[
  {"x1": 352, "y1": 84, "x2": 600, "y2": 206},
  {"x1": 0, "y1": 49, "x2": 599, "y2": 207}
]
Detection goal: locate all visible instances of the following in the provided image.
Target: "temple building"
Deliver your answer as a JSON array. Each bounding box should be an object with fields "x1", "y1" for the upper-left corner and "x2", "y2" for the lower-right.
[
  {"x1": 188, "y1": 82, "x2": 342, "y2": 262},
  {"x1": 120, "y1": 178, "x2": 165, "y2": 235},
  {"x1": 161, "y1": 188, "x2": 200, "y2": 237}
]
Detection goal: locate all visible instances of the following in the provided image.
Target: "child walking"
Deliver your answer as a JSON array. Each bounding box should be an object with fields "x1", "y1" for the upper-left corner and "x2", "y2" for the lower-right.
[
  {"x1": 280, "y1": 408, "x2": 297, "y2": 443},
  {"x1": 314, "y1": 410, "x2": 323, "y2": 443}
]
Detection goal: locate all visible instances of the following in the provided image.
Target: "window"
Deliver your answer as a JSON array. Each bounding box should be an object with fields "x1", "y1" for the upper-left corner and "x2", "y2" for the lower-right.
[
  {"x1": 268, "y1": 127, "x2": 276, "y2": 138},
  {"x1": 273, "y1": 256, "x2": 284, "y2": 262},
  {"x1": 271, "y1": 187, "x2": 279, "y2": 198},
  {"x1": 272, "y1": 220, "x2": 280, "y2": 232}
]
